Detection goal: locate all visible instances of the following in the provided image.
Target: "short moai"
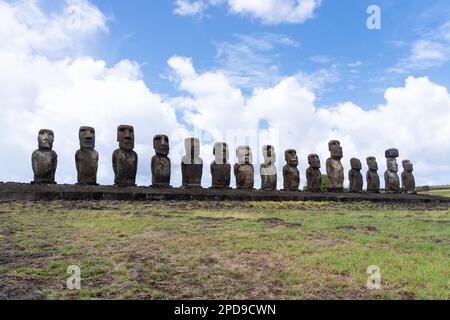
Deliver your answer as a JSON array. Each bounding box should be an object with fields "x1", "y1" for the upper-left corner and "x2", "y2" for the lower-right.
[
  {"x1": 326, "y1": 140, "x2": 344, "y2": 192},
  {"x1": 306, "y1": 154, "x2": 322, "y2": 192},
  {"x1": 384, "y1": 148, "x2": 401, "y2": 193},
  {"x1": 210, "y1": 142, "x2": 231, "y2": 189},
  {"x1": 181, "y1": 138, "x2": 203, "y2": 188},
  {"x1": 234, "y1": 146, "x2": 254, "y2": 190},
  {"x1": 75, "y1": 126, "x2": 98, "y2": 185},
  {"x1": 112, "y1": 125, "x2": 138, "y2": 187},
  {"x1": 151, "y1": 135, "x2": 171, "y2": 188},
  {"x1": 366, "y1": 156, "x2": 380, "y2": 193},
  {"x1": 260, "y1": 145, "x2": 277, "y2": 191},
  {"x1": 348, "y1": 158, "x2": 363, "y2": 193},
  {"x1": 283, "y1": 149, "x2": 300, "y2": 191},
  {"x1": 401, "y1": 160, "x2": 416, "y2": 194},
  {"x1": 32, "y1": 129, "x2": 58, "y2": 184}
]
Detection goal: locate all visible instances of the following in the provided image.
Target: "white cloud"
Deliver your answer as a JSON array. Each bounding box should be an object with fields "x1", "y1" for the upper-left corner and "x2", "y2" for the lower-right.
[{"x1": 173, "y1": 0, "x2": 322, "y2": 25}]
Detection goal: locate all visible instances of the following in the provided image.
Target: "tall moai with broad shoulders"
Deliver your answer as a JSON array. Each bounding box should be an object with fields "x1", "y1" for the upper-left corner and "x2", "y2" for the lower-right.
[
  {"x1": 306, "y1": 154, "x2": 321, "y2": 192},
  {"x1": 384, "y1": 148, "x2": 401, "y2": 193},
  {"x1": 32, "y1": 129, "x2": 58, "y2": 184},
  {"x1": 234, "y1": 146, "x2": 254, "y2": 190},
  {"x1": 210, "y1": 142, "x2": 231, "y2": 189},
  {"x1": 181, "y1": 138, "x2": 203, "y2": 188},
  {"x1": 366, "y1": 156, "x2": 380, "y2": 193},
  {"x1": 151, "y1": 135, "x2": 171, "y2": 188},
  {"x1": 260, "y1": 145, "x2": 277, "y2": 191},
  {"x1": 326, "y1": 140, "x2": 344, "y2": 192},
  {"x1": 283, "y1": 149, "x2": 300, "y2": 191},
  {"x1": 112, "y1": 125, "x2": 138, "y2": 187},
  {"x1": 348, "y1": 158, "x2": 363, "y2": 193},
  {"x1": 75, "y1": 126, "x2": 98, "y2": 185},
  {"x1": 401, "y1": 160, "x2": 416, "y2": 194}
]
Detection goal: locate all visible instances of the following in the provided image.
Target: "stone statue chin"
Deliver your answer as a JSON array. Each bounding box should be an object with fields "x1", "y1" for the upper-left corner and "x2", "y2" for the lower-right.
[
  {"x1": 76, "y1": 126, "x2": 98, "y2": 186},
  {"x1": 283, "y1": 149, "x2": 299, "y2": 191},
  {"x1": 260, "y1": 145, "x2": 277, "y2": 191},
  {"x1": 32, "y1": 129, "x2": 58, "y2": 184},
  {"x1": 234, "y1": 146, "x2": 254, "y2": 190},
  {"x1": 113, "y1": 125, "x2": 138, "y2": 187},
  {"x1": 182, "y1": 138, "x2": 203, "y2": 188},
  {"x1": 306, "y1": 154, "x2": 321, "y2": 192},
  {"x1": 151, "y1": 135, "x2": 171, "y2": 188},
  {"x1": 348, "y1": 158, "x2": 363, "y2": 193},
  {"x1": 366, "y1": 156, "x2": 380, "y2": 193},
  {"x1": 211, "y1": 142, "x2": 231, "y2": 189},
  {"x1": 384, "y1": 148, "x2": 401, "y2": 193},
  {"x1": 401, "y1": 160, "x2": 416, "y2": 194},
  {"x1": 326, "y1": 140, "x2": 344, "y2": 192}
]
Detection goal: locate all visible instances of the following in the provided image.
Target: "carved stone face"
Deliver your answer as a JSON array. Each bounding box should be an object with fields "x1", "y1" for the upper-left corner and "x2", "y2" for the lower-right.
[
  {"x1": 308, "y1": 154, "x2": 320, "y2": 169},
  {"x1": 402, "y1": 160, "x2": 413, "y2": 172},
  {"x1": 350, "y1": 158, "x2": 362, "y2": 170},
  {"x1": 366, "y1": 157, "x2": 378, "y2": 171},
  {"x1": 38, "y1": 129, "x2": 54, "y2": 150},
  {"x1": 154, "y1": 135, "x2": 169, "y2": 156},
  {"x1": 387, "y1": 158, "x2": 398, "y2": 172},
  {"x1": 79, "y1": 126, "x2": 95, "y2": 149},
  {"x1": 185, "y1": 138, "x2": 200, "y2": 159},
  {"x1": 117, "y1": 125, "x2": 134, "y2": 150},
  {"x1": 213, "y1": 142, "x2": 229, "y2": 164},
  {"x1": 329, "y1": 140, "x2": 343, "y2": 160},
  {"x1": 262, "y1": 145, "x2": 276, "y2": 165},
  {"x1": 236, "y1": 146, "x2": 252, "y2": 164},
  {"x1": 285, "y1": 150, "x2": 298, "y2": 166}
]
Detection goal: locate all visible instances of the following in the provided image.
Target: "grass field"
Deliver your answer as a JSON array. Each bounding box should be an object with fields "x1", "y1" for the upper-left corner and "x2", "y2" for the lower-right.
[
  {"x1": 421, "y1": 189, "x2": 450, "y2": 198},
  {"x1": 0, "y1": 200, "x2": 449, "y2": 300}
]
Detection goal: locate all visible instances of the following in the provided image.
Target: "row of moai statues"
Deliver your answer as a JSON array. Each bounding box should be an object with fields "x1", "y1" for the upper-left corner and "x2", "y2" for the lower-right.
[{"x1": 31, "y1": 127, "x2": 416, "y2": 194}]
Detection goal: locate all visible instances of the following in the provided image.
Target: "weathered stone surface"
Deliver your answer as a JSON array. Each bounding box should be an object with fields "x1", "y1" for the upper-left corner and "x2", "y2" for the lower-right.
[
  {"x1": 234, "y1": 146, "x2": 254, "y2": 190},
  {"x1": 211, "y1": 142, "x2": 231, "y2": 189},
  {"x1": 283, "y1": 149, "x2": 300, "y2": 191},
  {"x1": 326, "y1": 140, "x2": 344, "y2": 192},
  {"x1": 384, "y1": 148, "x2": 401, "y2": 193},
  {"x1": 306, "y1": 154, "x2": 322, "y2": 192},
  {"x1": 182, "y1": 138, "x2": 203, "y2": 188},
  {"x1": 151, "y1": 135, "x2": 171, "y2": 188},
  {"x1": 348, "y1": 158, "x2": 363, "y2": 193},
  {"x1": 402, "y1": 160, "x2": 416, "y2": 194},
  {"x1": 75, "y1": 126, "x2": 98, "y2": 185},
  {"x1": 366, "y1": 156, "x2": 380, "y2": 193},
  {"x1": 112, "y1": 125, "x2": 138, "y2": 187},
  {"x1": 260, "y1": 145, "x2": 277, "y2": 191},
  {"x1": 32, "y1": 129, "x2": 57, "y2": 184}
]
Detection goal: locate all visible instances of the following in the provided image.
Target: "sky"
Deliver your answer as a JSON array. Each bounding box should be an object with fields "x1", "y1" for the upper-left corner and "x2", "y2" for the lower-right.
[{"x1": 0, "y1": 0, "x2": 449, "y2": 188}]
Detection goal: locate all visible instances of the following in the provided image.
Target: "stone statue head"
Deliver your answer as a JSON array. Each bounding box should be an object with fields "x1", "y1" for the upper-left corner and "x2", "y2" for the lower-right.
[
  {"x1": 185, "y1": 138, "x2": 200, "y2": 159},
  {"x1": 38, "y1": 129, "x2": 54, "y2": 150},
  {"x1": 402, "y1": 160, "x2": 413, "y2": 172},
  {"x1": 308, "y1": 154, "x2": 320, "y2": 169},
  {"x1": 285, "y1": 149, "x2": 298, "y2": 166},
  {"x1": 79, "y1": 126, "x2": 95, "y2": 149},
  {"x1": 387, "y1": 158, "x2": 398, "y2": 172},
  {"x1": 262, "y1": 145, "x2": 276, "y2": 165},
  {"x1": 117, "y1": 125, "x2": 135, "y2": 150},
  {"x1": 366, "y1": 156, "x2": 378, "y2": 171},
  {"x1": 328, "y1": 140, "x2": 343, "y2": 160},
  {"x1": 350, "y1": 158, "x2": 362, "y2": 170},
  {"x1": 236, "y1": 146, "x2": 252, "y2": 165},
  {"x1": 213, "y1": 142, "x2": 229, "y2": 164},
  {"x1": 153, "y1": 135, "x2": 169, "y2": 156}
]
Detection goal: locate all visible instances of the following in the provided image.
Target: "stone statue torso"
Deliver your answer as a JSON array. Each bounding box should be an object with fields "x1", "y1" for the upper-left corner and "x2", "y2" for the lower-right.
[
  {"x1": 326, "y1": 158, "x2": 344, "y2": 190},
  {"x1": 306, "y1": 167, "x2": 321, "y2": 191},
  {"x1": 211, "y1": 162, "x2": 231, "y2": 189},
  {"x1": 235, "y1": 164, "x2": 254, "y2": 190},
  {"x1": 401, "y1": 171, "x2": 416, "y2": 194},
  {"x1": 384, "y1": 170, "x2": 400, "y2": 193},
  {"x1": 349, "y1": 169, "x2": 363, "y2": 193},
  {"x1": 366, "y1": 170, "x2": 380, "y2": 193},
  {"x1": 283, "y1": 165, "x2": 299, "y2": 191},
  {"x1": 182, "y1": 156, "x2": 203, "y2": 188},
  {"x1": 76, "y1": 148, "x2": 98, "y2": 185},
  {"x1": 152, "y1": 155, "x2": 171, "y2": 186},
  {"x1": 260, "y1": 164, "x2": 277, "y2": 191},
  {"x1": 32, "y1": 149, "x2": 57, "y2": 184},
  {"x1": 113, "y1": 148, "x2": 138, "y2": 186}
]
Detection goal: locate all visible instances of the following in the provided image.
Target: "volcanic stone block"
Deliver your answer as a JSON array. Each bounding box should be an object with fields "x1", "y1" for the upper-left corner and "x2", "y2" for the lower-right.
[
  {"x1": 151, "y1": 135, "x2": 171, "y2": 188},
  {"x1": 234, "y1": 146, "x2": 254, "y2": 190},
  {"x1": 211, "y1": 142, "x2": 231, "y2": 189},
  {"x1": 32, "y1": 129, "x2": 58, "y2": 184},
  {"x1": 326, "y1": 140, "x2": 344, "y2": 192},
  {"x1": 283, "y1": 149, "x2": 300, "y2": 191},
  {"x1": 260, "y1": 145, "x2": 277, "y2": 191},
  {"x1": 112, "y1": 125, "x2": 138, "y2": 187},
  {"x1": 182, "y1": 138, "x2": 203, "y2": 188},
  {"x1": 75, "y1": 126, "x2": 99, "y2": 185},
  {"x1": 306, "y1": 154, "x2": 322, "y2": 192},
  {"x1": 348, "y1": 158, "x2": 363, "y2": 193}
]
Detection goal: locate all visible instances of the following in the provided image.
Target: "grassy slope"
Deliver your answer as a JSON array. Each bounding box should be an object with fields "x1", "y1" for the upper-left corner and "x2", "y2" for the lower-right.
[
  {"x1": 0, "y1": 201, "x2": 449, "y2": 300},
  {"x1": 421, "y1": 189, "x2": 450, "y2": 198}
]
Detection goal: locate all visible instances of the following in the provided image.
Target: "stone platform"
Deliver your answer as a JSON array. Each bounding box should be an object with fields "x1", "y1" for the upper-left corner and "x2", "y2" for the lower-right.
[{"x1": 0, "y1": 182, "x2": 449, "y2": 203}]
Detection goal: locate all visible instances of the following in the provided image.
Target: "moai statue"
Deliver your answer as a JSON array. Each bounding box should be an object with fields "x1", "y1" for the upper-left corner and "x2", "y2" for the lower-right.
[
  {"x1": 260, "y1": 145, "x2": 277, "y2": 191},
  {"x1": 306, "y1": 154, "x2": 322, "y2": 192},
  {"x1": 348, "y1": 158, "x2": 363, "y2": 193},
  {"x1": 112, "y1": 125, "x2": 138, "y2": 187},
  {"x1": 32, "y1": 129, "x2": 57, "y2": 184},
  {"x1": 151, "y1": 135, "x2": 171, "y2": 188},
  {"x1": 366, "y1": 156, "x2": 380, "y2": 193},
  {"x1": 75, "y1": 126, "x2": 98, "y2": 185},
  {"x1": 401, "y1": 160, "x2": 416, "y2": 194},
  {"x1": 283, "y1": 149, "x2": 300, "y2": 191},
  {"x1": 181, "y1": 138, "x2": 203, "y2": 188},
  {"x1": 326, "y1": 140, "x2": 344, "y2": 192},
  {"x1": 384, "y1": 148, "x2": 401, "y2": 193},
  {"x1": 210, "y1": 142, "x2": 231, "y2": 189},
  {"x1": 234, "y1": 146, "x2": 254, "y2": 190}
]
